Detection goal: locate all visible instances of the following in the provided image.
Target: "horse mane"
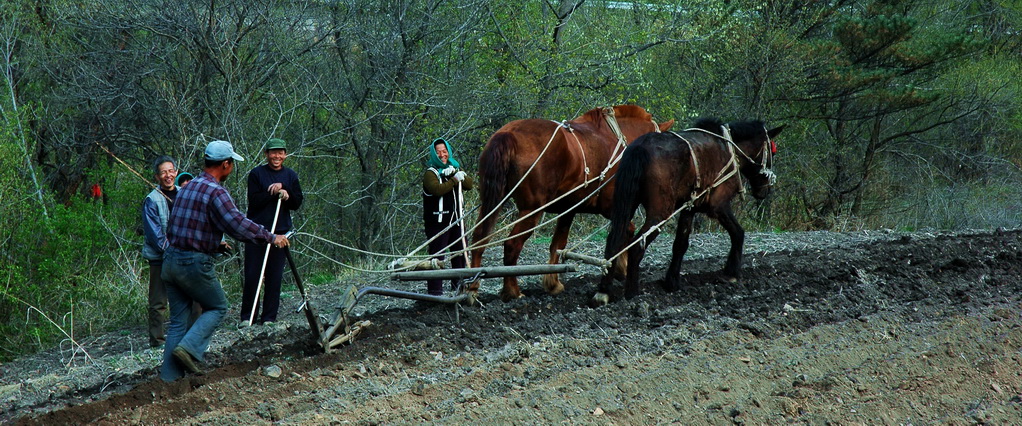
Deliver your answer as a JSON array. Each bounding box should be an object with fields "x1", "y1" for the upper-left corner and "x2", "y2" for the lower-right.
[
  {"x1": 613, "y1": 105, "x2": 651, "y2": 120},
  {"x1": 574, "y1": 105, "x2": 651, "y2": 127},
  {"x1": 725, "y1": 120, "x2": 767, "y2": 141},
  {"x1": 692, "y1": 117, "x2": 766, "y2": 141},
  {"x1": 692, "y1": 117, "x2": 724, "y2": 132},
  {"x1": 576, "y1": 108, "x2": 606, "y2": 125}
]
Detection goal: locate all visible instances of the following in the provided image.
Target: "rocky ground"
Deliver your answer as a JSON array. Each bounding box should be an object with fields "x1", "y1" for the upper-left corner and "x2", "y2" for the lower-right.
[{"x1": 2, "y1": 228, "x2": 1022, "y2": 424}]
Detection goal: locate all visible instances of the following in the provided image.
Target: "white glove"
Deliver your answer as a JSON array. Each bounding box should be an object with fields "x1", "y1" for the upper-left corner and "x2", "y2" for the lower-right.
[
  {"x1": 453, "y1": 171, "x2": 467, "y2": 181},
  {"x1": 442, "y1": 166, "x2": 456, "y2": 176}
]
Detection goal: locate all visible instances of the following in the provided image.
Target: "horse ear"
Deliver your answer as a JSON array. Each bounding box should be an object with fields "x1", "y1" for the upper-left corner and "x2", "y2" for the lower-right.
[
  {"x1": 767, "y1": 124, "x2": 786, "y2": 138},
  {"x1": 659, "y1": 119, "x2": 675, "y2": 132}
]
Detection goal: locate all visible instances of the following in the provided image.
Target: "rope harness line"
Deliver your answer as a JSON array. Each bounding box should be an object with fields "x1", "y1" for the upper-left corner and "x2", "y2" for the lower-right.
[
  {"x1": 438, "y1": 109, "x2": 626, "y2": 256},
  {"x1": 558, "y1": 123, "x2": 590, "y2": 184},
  {"x1": 398, "y1": 108, "x2": 667, "y2": 268},
  {"x1": 299, "y1": 109, "x2": 665, "y2": 275}
]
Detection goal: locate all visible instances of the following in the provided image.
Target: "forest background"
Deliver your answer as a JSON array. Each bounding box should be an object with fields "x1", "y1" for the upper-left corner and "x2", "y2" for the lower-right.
[{"x1": 1, "y1": 0, "x2": 1020, "y2": 362}]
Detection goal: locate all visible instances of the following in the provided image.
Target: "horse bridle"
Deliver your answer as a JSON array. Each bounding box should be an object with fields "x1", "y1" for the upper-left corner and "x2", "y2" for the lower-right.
[{"x1": 721, "y1": 124, "x2": 776, "y2": 188}]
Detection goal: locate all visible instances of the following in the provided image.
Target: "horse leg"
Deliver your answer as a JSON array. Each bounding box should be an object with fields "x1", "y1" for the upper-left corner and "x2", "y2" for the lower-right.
[
  {"x1": 624, "y1": 221, "x2": 661, "y2": 299},
  {"x1": 466, "y1": 220, "x2": 495, "y2": 301},
  {"x1": 500, "y1": 210, "x2": 541, "y2": 302},
  {"x1": 609, "y1": 220, "x2": 635, "y2": 281},
  {"x1": 468, "y1": 235, "x2": 489, "y2": 290},
  {"x1": 591, "y1": 218, "x2": 638, "y2": 307},
  {"x1": 592, "y1": 226, "x2": 636, "y2": 307},
  {"x1": 716, "y1": 207, "x2": 744, "y2": 281},
  {"x1": 663, "y1": 213, "x2": 694, "y2": 292},
  {"x1": 541, "y1": 213, "x2": 574, "y2": 295}
]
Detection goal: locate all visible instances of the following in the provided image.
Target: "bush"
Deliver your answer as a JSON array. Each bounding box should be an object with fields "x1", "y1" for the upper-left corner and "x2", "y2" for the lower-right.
[{"x1": 0, "y1": 139, "x2": 148, "y2": 361}]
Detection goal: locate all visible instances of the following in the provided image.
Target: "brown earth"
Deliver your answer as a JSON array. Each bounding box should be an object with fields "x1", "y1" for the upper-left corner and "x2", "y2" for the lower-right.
[{"x1": 2, "y1": 228, "x2": 1022, "y2": 424}]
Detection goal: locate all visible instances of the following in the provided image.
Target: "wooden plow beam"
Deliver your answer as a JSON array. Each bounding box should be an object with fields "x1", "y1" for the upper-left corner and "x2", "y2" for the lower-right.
[
  {"x1": 390, "y1": 263, "x2": 577, "y2": 281},
  {"x1": 556, "y1": 250, "x2": 611, "y2": 269},
  {"x1": 318, "y1": 284, "x2": 469, "y2": 352}
]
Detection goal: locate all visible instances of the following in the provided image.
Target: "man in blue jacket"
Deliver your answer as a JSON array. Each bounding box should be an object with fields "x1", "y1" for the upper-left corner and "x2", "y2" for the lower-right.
[{"x1": 141, "y1": 155, "x2": 201, "y2": 348}]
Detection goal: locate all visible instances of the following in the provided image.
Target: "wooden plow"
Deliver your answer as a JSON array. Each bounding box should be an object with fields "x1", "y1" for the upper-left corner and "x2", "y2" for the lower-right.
[{"x1": 292, "y1": 249, "x2": 578, "y2": 352}]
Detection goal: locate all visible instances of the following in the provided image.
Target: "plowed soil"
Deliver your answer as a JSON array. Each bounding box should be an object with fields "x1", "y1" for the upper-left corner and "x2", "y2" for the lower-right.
[{"x1": 3, "y1": 229, "x2": 1022, "y2": 424}]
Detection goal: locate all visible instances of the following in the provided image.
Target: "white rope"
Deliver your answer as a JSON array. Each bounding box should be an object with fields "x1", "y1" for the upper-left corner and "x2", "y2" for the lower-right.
[
  {"x1": 564, "y1": 127, "x2": 590, "y2": 182},
  {"x1": 293, "y1": 109, "x2": 663, "y2": 274},
  {"x1": 465, "y1": 172, "x2": 618, "y2": 252},
  {"x1": 295, "y1": 237, "x2": 403, "y2": 273},
  {"x1": 457, "y1": 120, "x2": 564, "y2": 248}
]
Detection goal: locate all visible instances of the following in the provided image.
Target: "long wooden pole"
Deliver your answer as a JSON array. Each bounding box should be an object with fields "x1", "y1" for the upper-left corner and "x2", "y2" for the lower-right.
[{"x1": 391, "y1": 264, "x2": 576, "y2": 281}]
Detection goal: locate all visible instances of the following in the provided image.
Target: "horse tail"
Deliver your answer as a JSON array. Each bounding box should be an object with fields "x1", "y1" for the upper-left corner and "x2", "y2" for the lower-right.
[
  {"x1": 474, "y1": 132, "x2": 517, "y2": 246},
  {"x1": 605, "y1": 138, "x2": 651, "y2": 260}
]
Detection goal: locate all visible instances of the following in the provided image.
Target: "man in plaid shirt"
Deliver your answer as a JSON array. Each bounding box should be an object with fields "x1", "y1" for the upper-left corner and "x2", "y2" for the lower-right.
[{"x1": 160, "y1": 140, "x2": 290, "y2": 382}]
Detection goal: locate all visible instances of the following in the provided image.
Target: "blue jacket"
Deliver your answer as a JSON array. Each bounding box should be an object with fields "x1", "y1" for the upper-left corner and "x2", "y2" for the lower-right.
[{"x1": 141, "y1": 187, "x2": 176, "y2": 260}]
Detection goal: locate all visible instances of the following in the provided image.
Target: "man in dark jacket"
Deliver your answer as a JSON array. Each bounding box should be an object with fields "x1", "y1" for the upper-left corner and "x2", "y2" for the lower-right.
[{"x1": 241, "y1": 138, "x2": 304, "y2": 326}]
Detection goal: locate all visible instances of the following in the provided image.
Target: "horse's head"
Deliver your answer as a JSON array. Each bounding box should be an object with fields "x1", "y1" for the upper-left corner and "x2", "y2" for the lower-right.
[{"x1": 726, "y1": 120, "x2": 785, "y2": 200}]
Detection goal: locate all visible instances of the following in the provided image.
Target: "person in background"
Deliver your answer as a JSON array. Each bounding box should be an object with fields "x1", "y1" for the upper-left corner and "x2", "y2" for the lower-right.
[
  {"x1": 241, "y1": 138, "x2": 304, "y2": 326},
  {"x1": 421, "y1": 138, "x2": 473, "y2": 296},
  {"x1": 175, "y1": 172, "x2": 194, "y2": 187},
  {"x1": 160, "y1": 140, "x2": 289, "y2": 381},
  {"x1": 141, "y1": 155, "x2": 180, "y2": 348}
]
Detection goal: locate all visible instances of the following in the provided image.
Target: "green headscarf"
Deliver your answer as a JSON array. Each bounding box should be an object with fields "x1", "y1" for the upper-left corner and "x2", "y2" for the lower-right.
[{"x1": 427, "y1": 138, "x2": 460, "y2": 170}]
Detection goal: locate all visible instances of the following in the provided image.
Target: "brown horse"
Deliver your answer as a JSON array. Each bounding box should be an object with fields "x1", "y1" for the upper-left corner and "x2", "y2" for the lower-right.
[
  {"x1": 593, "y1": 118, "x2": 785, "y2": 305},
  {"x1": 468, "y1": 105, "x2": 675, "y2": 302}
]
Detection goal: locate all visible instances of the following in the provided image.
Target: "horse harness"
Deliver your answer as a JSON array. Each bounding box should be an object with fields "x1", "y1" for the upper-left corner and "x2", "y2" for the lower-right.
[
  {"x1": 670, "y1": 125, "x2": 776, "y2": 204},
  {"x1": 551, "y1": 107, "x2": 664, "y2": 187}
]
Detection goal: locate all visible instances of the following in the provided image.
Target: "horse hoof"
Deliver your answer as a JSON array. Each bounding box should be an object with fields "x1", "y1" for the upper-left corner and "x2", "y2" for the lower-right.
[
  {"x1": 661, "y1": 281, "x2": 679, "y2": 293},
  {"x1": 543, "y1": 280, "x2": 565, "y2": 296},
  {"x1": 461, "y1": 290, "x2": 479, "y2": 306},
  {"x1": 541, "y1": 274, "x2": 564, "y2": 295},
  {"x1": 589, "y1": 293, "x2": 610, "y2": 308},
  {"x1": 499, "y1": 290, "x2": 523, "y2": 302}
]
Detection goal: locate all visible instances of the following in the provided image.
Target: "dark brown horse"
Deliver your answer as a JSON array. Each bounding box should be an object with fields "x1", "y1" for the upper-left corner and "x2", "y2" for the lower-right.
[
  {"x1": 468, "y1": 105, "x2": 675, "y2": 302},
  {"x1": 593, "y1": 118, "x2": 785, "y2": 305}
]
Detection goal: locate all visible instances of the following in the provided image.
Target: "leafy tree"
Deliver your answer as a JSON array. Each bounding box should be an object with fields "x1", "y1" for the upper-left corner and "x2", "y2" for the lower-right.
[{"x1": 781, "y1": 0, "x2": 987, "y2": 226}]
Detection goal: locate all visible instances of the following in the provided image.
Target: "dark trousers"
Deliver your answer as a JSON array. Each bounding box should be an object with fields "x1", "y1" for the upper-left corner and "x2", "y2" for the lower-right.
[
  {"x1": 148, "y1": 259, "x2": 200, "y2": 347},
  {"x1": 241, "y1": 241, "x2": 287, "y2": 323},
  {"x1": 424, "y1": 222, "x2": 467, "y2": 295}
]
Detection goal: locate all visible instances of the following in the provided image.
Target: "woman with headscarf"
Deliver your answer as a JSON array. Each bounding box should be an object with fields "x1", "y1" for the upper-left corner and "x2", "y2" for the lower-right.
[
  {"x1": 175, "y1": 172, "x2": 194, "y2": 187},
  {"x1": 421, "y1": 138, "x2": 474, "y2": 296}
]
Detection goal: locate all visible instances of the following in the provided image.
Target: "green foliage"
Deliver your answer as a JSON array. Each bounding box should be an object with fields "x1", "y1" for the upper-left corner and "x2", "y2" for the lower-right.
[
  {"x1": 0, "y1": 183, "x2": 146, "y2": 361},
  {"x1": 1, "y1": 97, "x2": 146, "y2": 360}
]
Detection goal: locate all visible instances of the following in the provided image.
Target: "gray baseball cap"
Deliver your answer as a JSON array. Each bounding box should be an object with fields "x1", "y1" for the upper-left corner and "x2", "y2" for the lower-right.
[{"x1": 204, "y1": 140, "x2": 245, "y2": 161}]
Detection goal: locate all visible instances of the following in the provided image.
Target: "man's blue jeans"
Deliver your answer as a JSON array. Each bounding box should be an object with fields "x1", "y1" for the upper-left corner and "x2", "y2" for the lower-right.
[{"x1": 160, "y1": 246, "x2": 227, "y2": 382}]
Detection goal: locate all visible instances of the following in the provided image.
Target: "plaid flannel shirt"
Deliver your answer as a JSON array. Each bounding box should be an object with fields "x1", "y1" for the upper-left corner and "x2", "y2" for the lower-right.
[{"x1": 167, "y1": 172, "x2": 274, "y2": 253}]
